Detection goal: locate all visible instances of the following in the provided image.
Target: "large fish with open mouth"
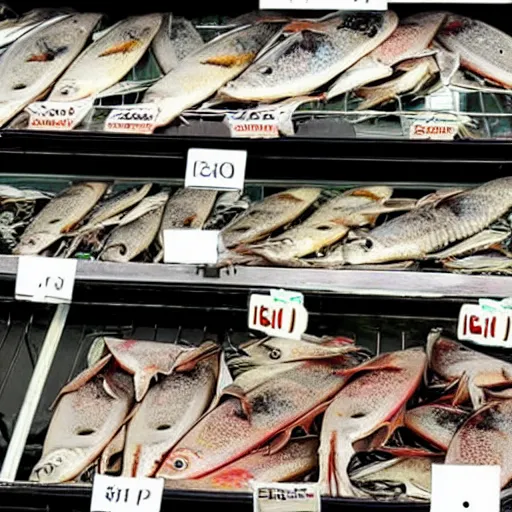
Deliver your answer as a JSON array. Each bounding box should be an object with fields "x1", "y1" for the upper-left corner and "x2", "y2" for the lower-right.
[
  {"x1": 156, "y1": 341, "x2": 370, "y2": 480},
  {"x1": 49, "y1": 14, "x2": 163, "y2": 102},
  {"x1": 318, "y1": 349, "x2": 426, "y2": 497},
  {"x1": 0, "y1": 13, "x2": 102, "y2": 127},
  {"x1": 220, "y1": 11, "x2": 398, "y2": 102}
]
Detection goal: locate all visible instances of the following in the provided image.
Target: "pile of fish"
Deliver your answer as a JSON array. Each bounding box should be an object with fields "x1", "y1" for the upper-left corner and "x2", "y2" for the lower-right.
[
  {"x1": 7, "y1": 176, "x2": 512, "y2": 274},
  {"x1": 0, "y1": 6, "x2": 510, "y2": 132},
  {"x1": 28, "y1": 330, "x2": 512, "y2": 501}
]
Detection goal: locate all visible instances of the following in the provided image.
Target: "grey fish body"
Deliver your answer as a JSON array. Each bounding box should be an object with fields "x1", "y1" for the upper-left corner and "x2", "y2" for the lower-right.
[
  {"x1": 0, "y1": 13, "x2": 102, "y2": 127},
  {"x1": 443, "y1": 253, "x2": 512, "y2": 273},
  {"x1": 342, "y1": 177, "x2": 512, "y2": 265}
]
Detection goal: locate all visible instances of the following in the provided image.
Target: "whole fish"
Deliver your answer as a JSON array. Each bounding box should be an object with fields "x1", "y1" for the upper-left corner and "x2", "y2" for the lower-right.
[
  {"x1": 405, "y1": 404, "x2": 469, "y2": 451},
  {"x1": 247, "y1": 186, "x2": 395, "y2": 265},
  {"x1": 30, "y1": 368, "x2": 134, "y2": 483},
  {"x1": 221, "y1": 188, "x2": 321, "y2": 249},
  {"x1": 327, "y1": 12, "x2": 446, "y2": 101},
  {"x1": 437, "y1": 14, "x2": 512, "y2": 88},
  {"x1": 337, "y1": 177, "x2": 512, "y2": 266},
  {"x1": 445, "y1": 399, "x2": 512, "y2": 488},
  {"x1": 318, "y1": 349, "x2": 427, "y2": 497},
  {"x1": 99, "y1": 191, "x2": 168, "y2": 262},
  {"x1": 443, "y1": 253, "x2": 512, "y2": 274},
  {"x1": 164, "y1": 437, "x2": 319, "y2": 491},
  {"x1": 220, "y1": 12, "x2": 398, "y2": 102},
  {"x1": 351, "y1": 456, "x2": 441, "y2": 500},
  {"x1": 49, "y1": 14, "x2": 162, "y2": 102},
  {"x1": 123, "y1": 352, "x2": 219, "y2": 477},
  {"x1": 104, "y1": 337, "x2": 218, "y2": 402},
  {"x1": 152, "y1": 14, "x2": 204, "y2": 74},
  {"x1": 356, "y1": 56, "x2": 438, "y2": 110},
  {"x1": 14, "y1": 182, "x2": 108, "y2": 255},
  {"x1": 0, "y1": 13, "x2": 102, "y2": 127},
  {"x1": 141, "y1": 22, "x2": 281, "y2": 131},
  {"x1": 157, "y1": 344, "x2": 370, "y2": 480},
  {"x1": 427, "y1": 329, "x2": 512, "y2": 409}
]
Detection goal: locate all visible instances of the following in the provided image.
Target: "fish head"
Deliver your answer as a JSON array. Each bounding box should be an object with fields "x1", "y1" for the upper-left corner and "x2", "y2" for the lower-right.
[
  {"x1": 340, "y1": 235, "x2": 397, "y2": 265},
  {"x1": 158, "y1": 447, "x2": 205, "y2": 479},
  {"x1": 13, "y1": 231, "x2": 58, "y2": 255},
  {"x1": 29, "y1": 447, "x2": 87, "y2": 483}
]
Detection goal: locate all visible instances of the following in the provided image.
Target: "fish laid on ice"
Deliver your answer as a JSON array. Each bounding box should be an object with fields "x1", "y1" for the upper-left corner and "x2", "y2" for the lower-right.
[
  {"x1": 99, "y1": 191, "x2": 168, "y2": 262},
  {"x1": 445, "y1": 400, "x2": 512, "y2": 488},
  {"x1": 247, "y1": 186, "x2": 397, "y2": 265},
  {"x1": 14, "y1": 181, "x2": 108, "y2": 255},
  {"x1": 157, "y1": 341, "x2": 370, "y2": 480},
  {"x1": 152, "y1": 14, "x2": 204, "y2": 74},
  {"x1": 337, "y1": 177, "x2": 512, "y2": 266},
  {"x1": 221, "y1": 188, "x2": 321, "y2": 249},
  {"x1": 164, "y1": 437, "x2": 319, "y2": 491},
  {"x1": 30, "y1": 368, "x2": 134, "y2": 483},
  {"x1": 437, "y1": 14, "x2": 512, "y2": 89},
  {"x1": 318, "y1": 349, "x2": 426, "y2": 497},
  {"x1": 123, "y1": 351, "x2": 219, "y2": 477},
  {"x1": 405, "y1": 404, "x2": 469, "y2": 451},
  {"x1": 0, "y1": 13, "x2": 102, "y2": 127},
  {"x1": 351, "y1": 455, "x2": 442, "y2": 500},
  {"x1": 104, "y1": 337, "x2": 218, "y2": 402},
  {"x1": 220, "y1": 12, "x2": 398, "y2": 102},
  {"x1": 141, "y1": 22, "x2": 282, "y2": 131},
  {"x1": 427, "y1": 329, "x2": 512, "y2": 409},
  {"x1": 49, "y1": 14, "x2": 162, "y2": 102},
  {"x1": 327, "y1": 12, "x2": 446, "y2": 101}
]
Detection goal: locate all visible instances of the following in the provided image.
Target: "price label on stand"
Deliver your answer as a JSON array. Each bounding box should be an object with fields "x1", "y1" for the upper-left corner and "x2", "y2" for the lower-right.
[
  {"x1": 91, "y1": 474, "x2": 164, "y2": 512},
  {"x1": 458, "y1": 300, "x2": 512, "y2": 348},
  {"x1": 104, "y1": 104, "x2": 160, "y2": 134},
  {"x1": 253, "y1": 482, "x2": 320, "y2": 512},
  {"x1": 15, "y1": 256, "x2": 77, "y2": 304},
  {"x1": 259, "y1": 0, "x2": 387, "y2": 10},
  {"x1": 185, "y1": 148, "x2": 247, "y2": 191},
  {"x1": 163, "y1": 229, "x2": 220, "y2": 265},
  {"x1": 430, "y1": 464, "x2": 500, "y2": 512},
  {"x1": 224, "y1": 110, "x2": 280, "y2": 139},
  {"x1": 26, "y1": 98, "x2": 93, "y2": 131},
  {"x1": 249, "y1": 291, "x2": 308, "y2": 340}
]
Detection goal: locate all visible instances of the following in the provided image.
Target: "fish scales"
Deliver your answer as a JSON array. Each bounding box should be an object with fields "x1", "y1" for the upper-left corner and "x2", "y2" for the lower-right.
[
  {"x1": 49, "y1": 14, "x2": 163, "y2": 102},
  {"x1": 0, "y1": 13, "x2": 102, "y2": 127},
  {"x1": 341, "y1": 177, "x2": 512, "y2": 265}
]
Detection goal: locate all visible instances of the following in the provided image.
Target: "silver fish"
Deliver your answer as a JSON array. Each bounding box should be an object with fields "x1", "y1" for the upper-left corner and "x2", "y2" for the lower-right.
[{"x1": 443, "y1": 253, "x2": 512, "y2": 274}]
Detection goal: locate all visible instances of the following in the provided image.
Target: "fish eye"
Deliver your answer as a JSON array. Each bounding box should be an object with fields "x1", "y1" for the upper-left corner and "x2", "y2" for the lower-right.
[
  {"x1": 172, "y1": 457, "x2": 188, "y2": 471},
  {"x1": 269, "y1": 348, "x2": 281, "y2": 360},
  {"x1": 259, "y1": 66, "x2": 273, "y2": 75},
  {"x1": 364, "y1": 239, "x2": 373, "y2": 250}
]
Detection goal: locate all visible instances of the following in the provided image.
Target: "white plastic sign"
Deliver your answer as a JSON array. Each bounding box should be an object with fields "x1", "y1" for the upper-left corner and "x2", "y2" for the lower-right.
[
  {"x1": 91, "y1": 474, "x2": 164, "y2": 512},
  {"x1": 104, "y1": 105, "x2": 160, "y2": 134},
  {"x1": 224, "y1": 110, "x2": 280, "y2": 139},
  {"x1": 249, "y1": 293, "x2": 308, "y2": 340},
  {"x1": 26, "y1": 98, "x2": 93, "y2": 131},
  {"x1": 253, "y1": 482, "x2": 320, "y2": 512},
  {"x1": 15, "y1": 256, "x2": 77, "y2": 304},
  {"x1": 163, "y1": 229, "x2": 220, "y2": 265},
  {"x1": 185, "y1": 148, "x2": 247, "y2": 191},
  {"x1": 259, "y1": 0, "x2": 387, "y2": 10},
  {"x1": 458, "y1": 303, "x2": 512, "y2": 348},
  {"x1": 430, "y1": 464, "x2": 500, "y2": 512}
]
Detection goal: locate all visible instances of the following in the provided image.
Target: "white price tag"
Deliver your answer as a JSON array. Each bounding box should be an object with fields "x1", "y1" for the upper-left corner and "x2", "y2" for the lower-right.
[
  {"x1": 91, "y1": 474, "x2": 164, "y2": 512},
  {"x1": 26, "y1": 98, "x2": 93, "y2": 131},
  {"x1": 15, "y1": 256, "x2": 77, "y2": 304},
  {"x1": 259, "y1": 0, "x2": 387, "y2": 10},
  {"x1": 224, "y1": 110, "x2": 280, "y2": 139},
  {"x1": 163, "y1": 229, "x2": 220, "y2": 265},
  {"x1": 458, "y1": 303, "x2": 512, "y2": 348},
  {"x1": 425, "y1": 87, "x2": 458, "y2": 111},
  {"x1": 104, "y1": 105, "x2": 160, "y2": 134},
  {"x1": 185, "y1": 148, "x2": 247, "y2": 191},
  {"x1": 249, "y1": 293, "x2": 308, "y2": 340},
  {"x1": 431, "y1": 464, "x2": 500, "y2": 512},
  {"x1": 253, "y1": 482, "x2": 320, "y2": 512},
  {"x1": 410, "y1": 117, "x2": 459, "y2": 140}
]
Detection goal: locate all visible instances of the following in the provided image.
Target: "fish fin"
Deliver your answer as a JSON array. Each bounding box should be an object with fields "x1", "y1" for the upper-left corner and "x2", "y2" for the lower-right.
[
  {"x1": 267, "y1": 428, "x2": 293, "y2": 455},
  {"x1": 282, "y1": 20, "x2": 332, "y2": 34},
  {"x1": 103, "y1": 373, "x2": 120, "y2": 399},
  {"x1": 99, "y1": 40, "x2": 140, "y2": 57},
  {"x1": 416, "y1": 188, "x2": 465, "y2": 208},
  {"x1": 201, "y1": 53, "x2": 256, "y2": 68},
  {"x1": 222, "y1": 384, "x2": 253, "y2": 419},
  {"x1": 50, "y1": 354, "x2": 112, "y2": 410},
  {"x1": 173, "y1": 341, "x2": 220, "y2": 372},
  {"x1": 335, "y1": 354, "x2": 402, "y2": 378},
  {"x1": 356, "y1": 407, "x2": 406, "y2": 452},
  {"x1": 452, "y1": 372, "x2": 471, "y2": 406},
  {"x1": 378, "y1": 445, "x2": 444, "y2": 457},
  {"x1": 485, "y1": 387, "x2": 512, "y2": 400}
]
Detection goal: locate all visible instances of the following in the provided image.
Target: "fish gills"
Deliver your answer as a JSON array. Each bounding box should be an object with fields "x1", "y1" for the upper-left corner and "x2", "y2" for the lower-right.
[
  {"x1": 123, "y1": 353, "x2": 219, "y2": 477},
  {"x1": 14, "y1": 181, "x2": 108, "y2": 255},
  {"x1": 221, "y1": 188, "x2": 321, "y2": 249},
  {"x1": 0, "y1": 13, "x2": 102, "y2": 127},
  {"x1": 30, "y1": 370, "x2": 133, "y2": 483},
  {"x1": 318, "y1": 349, "x2": 426, "y2": 497},
  {"x1": 49, "y1": 14, "x2": 163, "y2": 101}
]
